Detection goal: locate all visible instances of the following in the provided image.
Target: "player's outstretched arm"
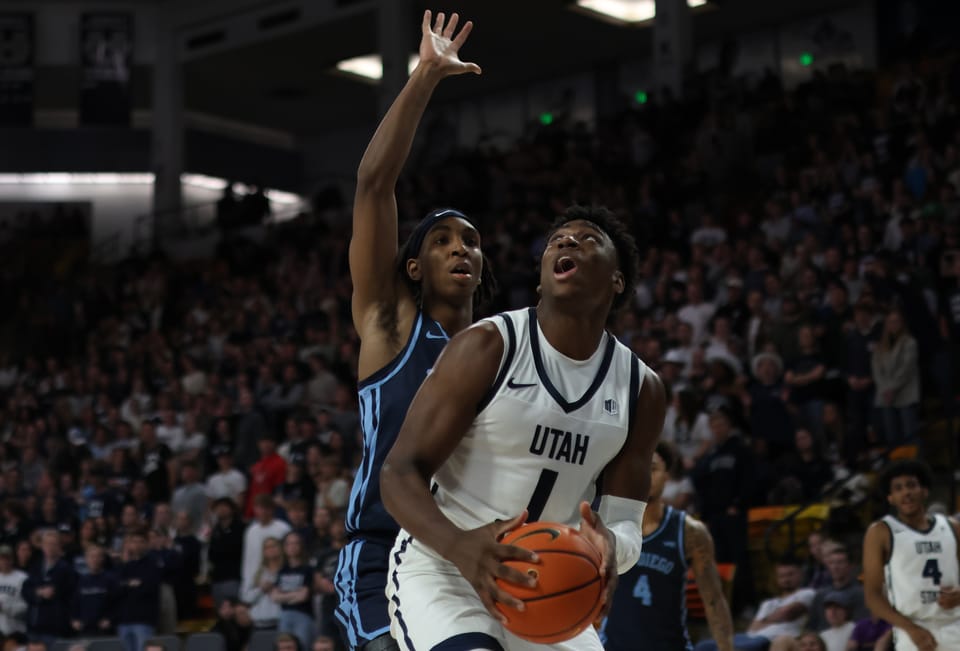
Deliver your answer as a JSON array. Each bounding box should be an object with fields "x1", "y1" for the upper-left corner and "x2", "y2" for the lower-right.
[
  {"x1": 380, "y1": 322, "x2": 538, "y2": 622},
  {"x1": 862, "y1": 521, "x2": 936, "y2": 651},
  {"x1": 685, "y1": 516, "x2": 734, "y2": 651},
  {"x1": 350, "y1": 10, "x2": 481, "y2": 338},
  {"x1": 579, "y1": 368, "x2": 666, "y2": 616}
]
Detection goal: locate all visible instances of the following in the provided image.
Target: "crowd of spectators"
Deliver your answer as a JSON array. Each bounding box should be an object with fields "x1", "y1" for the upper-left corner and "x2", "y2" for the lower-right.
[{"x1": 0, "y1": 38, "x2": 957, "y2": 651}]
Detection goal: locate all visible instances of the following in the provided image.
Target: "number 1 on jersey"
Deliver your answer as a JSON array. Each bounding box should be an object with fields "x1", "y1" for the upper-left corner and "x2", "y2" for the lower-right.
[
  {"x1": 526, "y1": 469, "x2": 559, "y2": 522},
  {"x1": 922, "y1": 558, "x2": 943, "y2": 586}
]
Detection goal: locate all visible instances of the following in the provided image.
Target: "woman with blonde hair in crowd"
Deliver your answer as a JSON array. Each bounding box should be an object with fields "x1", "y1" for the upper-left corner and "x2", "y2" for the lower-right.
[
  {"x1": 870, "y1": 307, "x2": 919, "y2": 444},
  {"x1": 240, "y1": 537, "x2": 284, "y2": 630},
  {"x1": 273, "y1": 531, "x2": 314, "y2": 651}
]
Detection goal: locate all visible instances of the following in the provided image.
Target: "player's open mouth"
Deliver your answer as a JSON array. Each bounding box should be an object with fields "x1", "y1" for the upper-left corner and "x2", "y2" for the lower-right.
[
  {"x1": 451, "y1": 263, "x2": 473, "y2": 279},
  {"x1": 553, "y1": 256, "x2": 578, "y2": 279}
]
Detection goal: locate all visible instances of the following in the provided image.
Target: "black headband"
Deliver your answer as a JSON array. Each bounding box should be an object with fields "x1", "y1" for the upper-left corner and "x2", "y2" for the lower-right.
[{"x1": 402, "y1": 208, "x2": 478, "y2": 260}]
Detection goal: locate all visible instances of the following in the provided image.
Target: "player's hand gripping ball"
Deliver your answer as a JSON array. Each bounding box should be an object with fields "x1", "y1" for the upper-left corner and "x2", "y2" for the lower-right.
[{"x1": 495, "y1": 522, "x2": 605, "y2": 644}]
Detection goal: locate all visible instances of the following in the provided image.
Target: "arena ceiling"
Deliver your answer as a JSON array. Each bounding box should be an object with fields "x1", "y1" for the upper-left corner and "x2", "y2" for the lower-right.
[{"x1": 181, "y1": 0, "x2": 859, "y2": 138}]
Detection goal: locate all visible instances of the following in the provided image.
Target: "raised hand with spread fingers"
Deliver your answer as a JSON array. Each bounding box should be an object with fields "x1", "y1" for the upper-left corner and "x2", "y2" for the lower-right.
[{"x1": 417, "y1": 10, "x2": 481, "y2": 78}]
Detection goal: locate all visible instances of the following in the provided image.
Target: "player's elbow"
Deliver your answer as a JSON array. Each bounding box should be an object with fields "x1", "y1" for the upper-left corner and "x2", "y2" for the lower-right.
[
  {"x1": 380, "y1": 458, "x2": 413, "y2": 519},
  {"x1": 863, "y1": 588, "x2": 884, "y2": 616},
  {"x1": 380, "y1": 462, "x2": 401, "y2": 516},
  {"x1": 356, "y1": 165, "x2": 392, "y2": 196}
]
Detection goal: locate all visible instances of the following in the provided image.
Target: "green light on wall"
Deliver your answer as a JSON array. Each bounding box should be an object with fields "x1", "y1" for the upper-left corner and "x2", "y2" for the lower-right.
[
  {"x1": 635, "y1": 90, "x2": 649, "y2": 104},
  {"x1": 799, "y1": 52, "x2": 814, "y2": 67},
  {"x1": 539, "y1": 112, "x2": 554, "y2": 126}
]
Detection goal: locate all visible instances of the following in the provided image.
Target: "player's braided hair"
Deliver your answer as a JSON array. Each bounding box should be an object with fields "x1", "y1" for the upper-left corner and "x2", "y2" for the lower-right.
[{"x1": 546, "y1": 205, "x2": 640, "y2": 318}]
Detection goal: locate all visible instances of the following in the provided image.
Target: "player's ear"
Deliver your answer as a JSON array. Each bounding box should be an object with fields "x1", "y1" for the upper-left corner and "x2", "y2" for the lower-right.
[
  {"x1": 536, "y1": 284, "x2": 542, "y2": 297},
  {"x1": 612, "y1": 270, "x2": 625, "y2": 295},
  {"x1": 406, "y1": 258, "x2": 422, "y2": 282}
]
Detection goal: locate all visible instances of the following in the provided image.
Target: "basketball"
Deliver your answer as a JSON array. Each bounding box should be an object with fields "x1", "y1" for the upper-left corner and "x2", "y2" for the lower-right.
[{"x1": 494, "y1": 522, "x2": 605, "y2": 644}]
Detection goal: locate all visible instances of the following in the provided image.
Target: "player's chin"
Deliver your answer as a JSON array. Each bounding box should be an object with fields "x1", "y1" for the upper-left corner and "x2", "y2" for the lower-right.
[
  {"x1": 439, "y1": 277, "x2": 478, "y2": 300},
  {"x1": 545, "y1": 281, "x2": 591, "y2": 303}
]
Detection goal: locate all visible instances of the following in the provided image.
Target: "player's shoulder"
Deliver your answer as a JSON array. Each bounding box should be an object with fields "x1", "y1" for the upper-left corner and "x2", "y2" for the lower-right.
[
  {"x1": 635, "y1": 362, "x2": 666, "y2": 411},
  {"x1": 439, "y1": 319, "x2": 504, "y2": 365},
  {"x1": 864, "y1": 518, "x2": 894, "y2": 547},
  {"x1": 682, "y1": 511, "x2": 707, "y2": 534},
  {"x1": 682, "y1": 512, "x2": 713, "y2": 554},
  {"x1": 683, "y1": 513, "x2": 711, "y2": 540},
  {"x1": 944, "y1": 514, "x2": 960, "y2": 535}
]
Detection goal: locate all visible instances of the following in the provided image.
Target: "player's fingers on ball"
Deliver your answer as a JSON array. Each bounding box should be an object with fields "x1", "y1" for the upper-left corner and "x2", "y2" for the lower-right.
[
  {"x1": 479, "y1": 591, "x2": 505, "y2": 624},
  {"x1": 497, "y1": 542, "x2": 539, "y2": 564},
  {"x1": 491, "y1": 585, "x2": 525, "y2": 612},
  {"x1": 579, "y1": 500, "x2": 594, "y2": 522},
  {"x1": 493, "y1": 513, "x2": 526, "y2": 539},
  {"x1": 492, "y1": 561, "x2": 535, "y2": 587}
]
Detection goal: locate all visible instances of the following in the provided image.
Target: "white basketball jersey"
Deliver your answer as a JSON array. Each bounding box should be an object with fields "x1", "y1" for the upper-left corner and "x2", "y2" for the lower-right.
[
  {"x1": 883, "y1": 513, "x2": 960, "y2": 622},
  {"x1": 431, "y1": 307, "x2": 646, "y2": 532}
]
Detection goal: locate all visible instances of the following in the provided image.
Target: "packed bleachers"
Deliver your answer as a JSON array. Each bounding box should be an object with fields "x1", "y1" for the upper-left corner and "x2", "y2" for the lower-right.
[{"x1": 0, "y1": 44, "x2": 957, "y2": 651}]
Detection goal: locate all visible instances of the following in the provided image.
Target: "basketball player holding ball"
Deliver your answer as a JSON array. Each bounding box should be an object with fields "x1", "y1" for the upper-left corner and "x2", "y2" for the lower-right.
[
  {"x1": 334, "y1": 10, "x2": 493, "y2": 651},
  {"x1": 382, "y1": 206, "x2": 666, "y2": 651}
]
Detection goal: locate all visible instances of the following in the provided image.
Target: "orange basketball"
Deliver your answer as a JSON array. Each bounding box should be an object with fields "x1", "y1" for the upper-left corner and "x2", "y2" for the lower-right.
[{"x1": 494, "y1": 522, "x2": 605, "y2": 644}]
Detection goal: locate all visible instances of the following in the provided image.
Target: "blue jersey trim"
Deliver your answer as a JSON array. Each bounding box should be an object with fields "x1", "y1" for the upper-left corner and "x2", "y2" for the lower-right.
[
  {"x1": 358, "y1": 312, "x2": 426, "y2": 391},
  {"x1": 677, "y1": 510, "x2": 688, "y2": 570},
  {"x1": 334, "y1": 540, "x2": 392, "y2": 649},
  {"x1": 347, "y1": 386, "x2": 381, "y2": 531},
  {"x1": 642, "y1": 506, "x2": 673, "y2": 545}
]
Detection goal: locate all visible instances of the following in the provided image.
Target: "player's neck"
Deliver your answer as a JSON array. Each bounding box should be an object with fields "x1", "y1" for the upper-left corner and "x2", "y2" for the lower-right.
[
  {"x1": 642, "y1": 499, "x2": 666, "y2": 535},
  {"x1": 534, "y1": 304, "x2": 607, "y2": 360},
  {"x1": 424, "y1": 301, "x2": 473, "y2": 337},
  {"x1": 895, "y1": 508, "x2": 931, "y2": 530}
]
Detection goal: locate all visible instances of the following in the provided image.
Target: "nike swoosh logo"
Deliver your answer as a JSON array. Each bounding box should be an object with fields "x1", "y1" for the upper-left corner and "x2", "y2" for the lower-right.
[
  {"x1": 425, "y1": 331, "x2": 447, "y2": 340},
  {"x1": 513, "y1": 527, "x2": 561, "y2": 543},
  {"x1": 507, "y1": 378, "x2": 537, "y2": 389}
]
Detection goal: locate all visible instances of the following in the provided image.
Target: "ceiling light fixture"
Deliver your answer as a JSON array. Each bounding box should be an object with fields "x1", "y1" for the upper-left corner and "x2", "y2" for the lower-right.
[
  {"x1": 334, "y1": 53, "x2": 420, "y2": 82},
  {"x1": 574, "y1": 0, "x2": 707, "y2": 25},
  {"x1": 0, "y1": 173, "x2": 156, "y2": 185},
  {"x1": 0, "y1": 172, "x2": 303, "y2": 206}
]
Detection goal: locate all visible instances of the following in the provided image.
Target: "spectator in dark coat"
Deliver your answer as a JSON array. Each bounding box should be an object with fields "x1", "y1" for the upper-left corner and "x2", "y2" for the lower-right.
[
  {"x1": 137, "y1": 422, "x2": 173, "y2": 504},
  {"x1": 845, "y1": 300, "x2": 880, "y2": 460},
  {"x1": 116, "y1": 529, "x2": 162, "y2": 651},
  {"x1": 770, "y1": 428, "x2": 834, "y2": 504},
  {"x1": 23, "y1": 529, "x2": 77, "y2": 647},
  {"x1": 692, "y1": 406, "x2": 756, "y2": 611},
  {"x1": 747, "y1": 350, "x2": 794, "y2": 462},
  {"x1": 1, "y1": 501, "x2": 31, "y2": 548},
  {"x1": 70, "y1": 544, "x2": 119, "y2": 636},
  {"x1": 172, "y1": 511, "x2": 202, "y2": 620},
  {"x1": 208, "y1": 498, "x2": 244, "y2": 607}
]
